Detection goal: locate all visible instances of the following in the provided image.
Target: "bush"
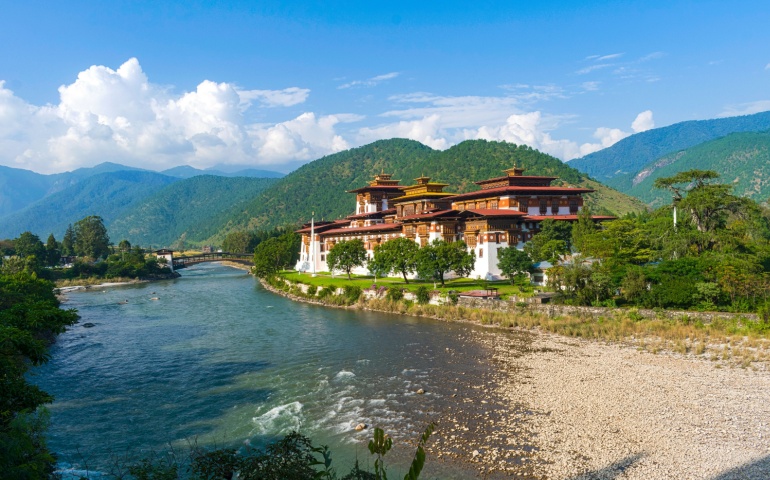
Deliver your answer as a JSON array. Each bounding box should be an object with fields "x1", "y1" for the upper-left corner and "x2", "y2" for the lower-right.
[
  {"x1": 343, "y1": 285, "x2": 362, "y2": 303},
  {"x1": 416, "y1": 286, "x2": 431, "y2": 305},
  {"x1": 386, "y1": 287, "x2": 404, "y2": 302},
  {"x1": 318, "y1": 286, "x2": 336, "y2": 299}
]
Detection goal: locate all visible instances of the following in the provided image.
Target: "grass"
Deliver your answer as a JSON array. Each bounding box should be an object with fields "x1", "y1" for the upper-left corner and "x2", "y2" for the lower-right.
[
  {"x1": 280, "y1": 270, "x2": 534, "y2": 298},
  {"x1": 271, "y1": 271, "x2": 770, "y2": 367}
]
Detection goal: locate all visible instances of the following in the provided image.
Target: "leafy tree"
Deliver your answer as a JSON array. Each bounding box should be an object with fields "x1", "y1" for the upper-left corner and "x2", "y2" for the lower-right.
[
  {"x1": 61, "y1": 224, "x2": 75, "y2": 256},
  {"x1": 496, "y1": 247, "x2": 532, "y2": 284},
  {"x1": 13, "y1": 232, "x2": 46, "y2": 265},
  {"x1": 524, "y1": 219, "x2": 572, "y2": 262},
  {"x1": 371, "y1": 237, "x2": 420, "y2": 283},
  {"x1": 45, "y1": 234, "x2": 60, "y2": 267},
  {"x1": 222, "y1": 231, "x2": 258, "y2": 254},
  {"x1": 327, "y1": 239, "x2": 367, "y2": 280},
  {"x1": 118, "y1": 239, "x2": 132, "y2": 253},
  {"x1": 253, "y1": 233, "x2": 299, "y2": 278},
  {"x1": 571, "y1": 207, "x2": 598, "y2": 254},
  {"x1": 73, "y1": 215, "x2": 110, "y2": 259},
  {"x1": 416, "y1": 239, "x2": 474, "y2": 286}
]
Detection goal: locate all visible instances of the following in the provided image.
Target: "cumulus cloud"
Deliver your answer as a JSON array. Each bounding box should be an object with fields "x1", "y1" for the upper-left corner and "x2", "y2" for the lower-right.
[
  {"x1": 577, "y1": 110, "x2": 655, "y2": 157},
  {"x1": 338, "y1": 72, "x2": 400, "y2": 89},
  {"x1": 631, "y1": 110, "x2": 655, "y2": 132},
  {"x1": 0, "y1": 58, "x2": 361, "y2": 173}
]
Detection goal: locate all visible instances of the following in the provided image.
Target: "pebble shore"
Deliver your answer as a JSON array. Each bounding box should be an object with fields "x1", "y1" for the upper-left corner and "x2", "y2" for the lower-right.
[{"x1": 443, "y1": 330, "x2": 770, "y2": 479}]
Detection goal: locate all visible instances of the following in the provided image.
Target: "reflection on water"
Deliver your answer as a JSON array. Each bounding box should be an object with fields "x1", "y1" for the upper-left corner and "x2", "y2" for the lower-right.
[{"x1": 35, "y1": 263, "x2": 512, "y2": 478}]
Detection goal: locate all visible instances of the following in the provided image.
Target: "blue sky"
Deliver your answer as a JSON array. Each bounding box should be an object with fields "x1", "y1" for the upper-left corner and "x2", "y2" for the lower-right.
[{"x1": 1, "y1": 0, "x2": 768, "y2": 174}]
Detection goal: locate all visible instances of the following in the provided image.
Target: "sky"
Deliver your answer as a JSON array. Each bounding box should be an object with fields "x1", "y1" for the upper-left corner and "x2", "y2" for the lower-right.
[{"x1": 1, "y1": 0, "x2": 769, "y2": 174}]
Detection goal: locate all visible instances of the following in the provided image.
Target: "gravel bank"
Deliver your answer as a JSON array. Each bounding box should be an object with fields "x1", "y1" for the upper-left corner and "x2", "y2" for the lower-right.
[{"x1": 473, "y1": 331, "x2": 770, "y2": 479}]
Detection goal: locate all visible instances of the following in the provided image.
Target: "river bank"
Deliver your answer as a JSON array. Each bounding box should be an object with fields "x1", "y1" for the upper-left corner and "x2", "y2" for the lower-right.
[{"x1": 261, "y1": 276, "x2": 770, "y2": 479}]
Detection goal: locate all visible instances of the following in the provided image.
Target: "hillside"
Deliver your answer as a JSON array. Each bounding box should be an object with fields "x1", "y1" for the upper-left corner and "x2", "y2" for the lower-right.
[
  {"x1": 0, "y1": 171, "x2": 179, "y2": 239},
  {"x1": 209, "y1": 139, "x2": 646, "y2": 242},
  {"x1": 625, "y1": 130, "x2": 770, "y2": 207},
  {"x1": 568, "y1": 110, "x2": 770, "y2": 191},
  {"x1": 161, "y1": 165, "x2": 285, "y2": 179},
  {"x1": 108, "y1": 175, "x2": 279, "y2": 247}
]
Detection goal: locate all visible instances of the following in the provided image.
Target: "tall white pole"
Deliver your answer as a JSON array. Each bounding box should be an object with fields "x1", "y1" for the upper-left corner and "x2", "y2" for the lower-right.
[{"x1": 311, "y1": 212, "x2": 317, "y2": 277}]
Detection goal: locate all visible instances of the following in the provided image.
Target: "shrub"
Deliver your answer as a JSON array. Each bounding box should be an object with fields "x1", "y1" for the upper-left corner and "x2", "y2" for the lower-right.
[
  {"x1": 416, "y1": 286, "x2": 431, "y2": 305},
  {"x1": 343, "y1": 285, "x2": 362, "y2": 303},
  {"x1": 318, "y1": 286, "x2": 336, "y2": 299},
  {"x1": 386, "y1": 287, "x2": 404, "y2": 302}
]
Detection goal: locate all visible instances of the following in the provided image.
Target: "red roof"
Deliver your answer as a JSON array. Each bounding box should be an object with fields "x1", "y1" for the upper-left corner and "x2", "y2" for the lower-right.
[
  {"x1": 296, "y1": 219, "x2": 351, "y2": 234},
  {"x1": 464, "y1": 209, "x2": 528, "y2": 217},
  {"x1": 447, "y1": 185, "x2": 594, "y2": 201},
  {"x1": 321, "y1": 223, "x2": 403, "y2": 236},
  {"x1": 399, "y1": 209, "x2": 461, "y2": 221},
  {"x1": 475, "y1": 175, "x2": 556, "y2": 186},
  {"x1": 346, "y1": 208, "x2": 396, "y2": 220},
  {"x1": 346, "y1": 185, "x2": 404, "y2": 193},
  {"x1": 524, "y1": 215, "x2": 616, "y2": 221}
]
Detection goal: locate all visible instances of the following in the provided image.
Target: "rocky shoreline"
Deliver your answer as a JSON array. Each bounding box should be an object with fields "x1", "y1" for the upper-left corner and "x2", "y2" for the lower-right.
[{"x1": 260, "y1": 278, "x2": 770, "y2": 479}]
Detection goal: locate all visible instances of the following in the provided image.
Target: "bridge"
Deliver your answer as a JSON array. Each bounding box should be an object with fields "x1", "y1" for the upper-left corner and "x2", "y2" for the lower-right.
[{"x1": 171, "y1": 252, "x2": 254, "y2": 269}]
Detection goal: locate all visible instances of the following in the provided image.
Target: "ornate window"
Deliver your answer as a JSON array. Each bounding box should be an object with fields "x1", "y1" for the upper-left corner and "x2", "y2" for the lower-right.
[{"x1": 539, "y1": 200, "x2": 548, "y2": 215}]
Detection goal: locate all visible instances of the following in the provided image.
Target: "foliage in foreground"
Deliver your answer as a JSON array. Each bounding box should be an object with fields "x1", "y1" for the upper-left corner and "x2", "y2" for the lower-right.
[
  {"x1": 0, "y1": 271, "x2": 79, "y2": 478},
  {"x1": 120, "y1": 424, "x2": 435, "y2": 480}
]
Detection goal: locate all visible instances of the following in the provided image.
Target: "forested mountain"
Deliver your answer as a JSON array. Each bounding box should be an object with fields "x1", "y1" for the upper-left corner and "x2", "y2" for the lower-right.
[
  {"x1": 0, "y1": 162, "x2": 146, "y2": 217},
  {"x1": 626, "y1": 131, "x2": 770, "y2": 207},
  {"x1": 161, "y1": 165, "x2": 284, "y2": 179},
  {"x1": 568, "y1": 110, "x2": 770, "y2": 191},
  {"x1": 209, "y1": 139, "x2": 646, "y2": 242},
  {"x1": 0, "y1": 171, "x2": 179, "y2": 239},
  {"x1": 109, "y1": 175, "x2": 279, "y2": 247}
]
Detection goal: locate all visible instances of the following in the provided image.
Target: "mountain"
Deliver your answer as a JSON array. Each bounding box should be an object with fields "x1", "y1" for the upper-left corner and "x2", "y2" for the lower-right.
[
  {"x1": 0, "y1": 170, "x2": 179, "y2": 239},
  {"x1": 108, "y1": 175, "x2": 279, "y2": 247},
  {"x1": 161, "y1": 165, "x2": 285, "y2": 179},
  {"x1": 208, "y1": 138, "x2": 646, "y2": 242},
  {"x1": 624, "y1": 130, "x2": 770, "y2": 207},
  {"x1": 568, "y1": 110, "x2": 770, "y2": 192}
]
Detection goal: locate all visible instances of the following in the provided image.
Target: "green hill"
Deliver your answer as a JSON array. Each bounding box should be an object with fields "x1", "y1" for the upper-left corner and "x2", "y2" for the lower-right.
[
  {"x1": 209, "y1": 138, "x2": 646, "y2": 242},
  {"x1": 568, "y1": 110, "x2": 770, "y2": 192},
  {"x1": 0, "y1": 170, "x2": 179, "y2": 239},
  {"x1": 626, "y1": 130, "x2": 770, "y2": 208},
  {"x1": 108, "y1": 175, "x2": 279, "y2": 248}
]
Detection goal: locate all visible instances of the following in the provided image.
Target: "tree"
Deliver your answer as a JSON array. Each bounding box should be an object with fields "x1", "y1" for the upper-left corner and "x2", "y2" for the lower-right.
[
  {"x1": 13, "y1": 232, "x2": 46, "y2": 264},
  {"x1": 370, "y1": 237, "x2": 420, "y2": 283},
  {"x1": 61, "y1": 224, "x2": 75, "y2": 257},
  {"x1": 45, "y1": 234, "x2": 60, "y2": 267},
  {"x1": 222, "y1": 231, "x2": 258, "y2": 254},
  {"x1": 571, "y1": 207, "x2": 598, "y2": 254},
  {"x1": 252, "y1": 233, "x2": 299, "y2": 278},
  {"x1": 118, "y1": 239, "x2": 132, "y2": 253},
  {"x1": 496, "y1": 247, "x2": 532, "y2": 285},
  {"x1": 416, "y1": 239, "x2": 474, "y2": 286},
  {"x1": 524, "y1": 219, "x2": 572, "y2": 262},
  {"x1": 73, "y1": 216, "x2": 110, "y2": 259},
  {"x1": 326, "y1": 239, "x2": 368, "y2": 280}
]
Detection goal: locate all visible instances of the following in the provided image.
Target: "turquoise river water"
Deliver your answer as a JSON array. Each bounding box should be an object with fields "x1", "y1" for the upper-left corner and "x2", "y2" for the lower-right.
[{"x1": 33, "y1": 263, "x2": 527, "y2": 479}]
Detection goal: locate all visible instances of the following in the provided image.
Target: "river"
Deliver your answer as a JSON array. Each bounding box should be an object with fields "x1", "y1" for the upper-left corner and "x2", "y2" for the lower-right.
[{"x1": 34, "y1": 263, "x2": 530, "y2": 479}]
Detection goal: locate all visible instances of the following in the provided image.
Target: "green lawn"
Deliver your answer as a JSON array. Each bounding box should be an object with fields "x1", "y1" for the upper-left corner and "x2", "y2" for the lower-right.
[{"x1": 280, "y1": 271, "x2": 535, "y2": 298}]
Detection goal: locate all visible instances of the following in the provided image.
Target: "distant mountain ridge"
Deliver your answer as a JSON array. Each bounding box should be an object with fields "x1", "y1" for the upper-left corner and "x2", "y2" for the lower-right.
[
  {"x1": 625, "y1": 130, "x2": 770, "y2": 207},
  {"x1": 568, "y1": 110, "x2": 770, "y2": 193},
  {"x1": 0, "y1": 161, "x2": 284, "y2": 219}
]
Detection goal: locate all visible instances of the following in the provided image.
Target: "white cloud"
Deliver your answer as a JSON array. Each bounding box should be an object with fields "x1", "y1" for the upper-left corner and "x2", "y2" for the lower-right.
[
  {"x1": 237, "y1": 87, "x2": 310, "y2": 108},
  {"x1": 765, "y1": 63, "x2": 770, "y2": 71},
  {"x1": 632, "y1": 110, "x2": 655, "y2": 132},
  {"x1": 357, "y1": 114, "x2": 448, "y2": 150},
  {"x1": 577, "y1": 110, "x2": 655, "y2": 156},
  {"x1": 0, "y1": 58, "x2": 357, "y2": 173},
  {"x1": 576, "y1": 64, "x2": 613, "y2": 75},
  {"x1": 338, "y1": 72, "x2": 400, "y2": 89},
  {"x1": 718, "y1": 100, "x2": 770, "y2": 117}
]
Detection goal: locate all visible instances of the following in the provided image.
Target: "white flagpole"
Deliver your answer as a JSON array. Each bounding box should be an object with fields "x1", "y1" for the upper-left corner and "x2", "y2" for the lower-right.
[{"x1": 311, "y1": 212, "x2": 317, "y2": 277}]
